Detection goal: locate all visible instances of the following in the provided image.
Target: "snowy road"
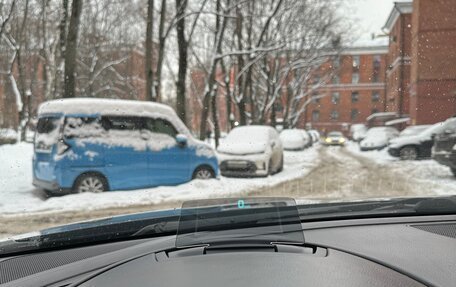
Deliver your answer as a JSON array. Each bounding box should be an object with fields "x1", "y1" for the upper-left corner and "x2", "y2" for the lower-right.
[{"x1": 1, "y1": 141, "x2": 456, "y2": 237}]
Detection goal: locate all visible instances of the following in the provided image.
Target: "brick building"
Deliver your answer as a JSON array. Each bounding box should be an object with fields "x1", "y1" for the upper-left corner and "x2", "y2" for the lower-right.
[
  {"x1": 302, "y1": 46, "x2": 388, "y2": 135},
  {"x1": 384, "y1": 0, "x2": 456, "y2": 125}
]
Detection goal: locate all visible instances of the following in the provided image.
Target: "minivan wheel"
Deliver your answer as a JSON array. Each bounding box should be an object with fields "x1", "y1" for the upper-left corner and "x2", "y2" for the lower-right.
[
  {"x1": 399, "y1": 146, "x2": 418, "y2": 160},
  {"x1": 74, "y1": 173, "x2": 108, "y2": 193},
  {"x1": 192, "y1": 166, "x2": 215, "y2": 180}
]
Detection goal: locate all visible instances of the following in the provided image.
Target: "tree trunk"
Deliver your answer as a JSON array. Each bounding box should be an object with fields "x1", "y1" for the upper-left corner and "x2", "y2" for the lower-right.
[
  {"x1": 155, "y1": 0, "x2": 167, "y2": 102},
  {"x1": 63, "y1": 0, "x2": 83, "y2": 98},
  {"x1": 211, "y1": 87, "x2": 220, "y2": 147},
  {"x1": 175, "y1": 0, "x2": 188, "y2": 123},
  {"x1": 145, "y1": 0, "x2": 155, "y2": 101}
]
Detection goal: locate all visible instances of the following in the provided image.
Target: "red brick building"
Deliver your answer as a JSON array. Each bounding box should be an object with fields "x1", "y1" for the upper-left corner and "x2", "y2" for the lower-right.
[
  {"x1": 302, "y1": 46, "x2": 388, "y2": 134},
  {"x1": 384, "y1": 0, "x2": 456, "y2": 125}
]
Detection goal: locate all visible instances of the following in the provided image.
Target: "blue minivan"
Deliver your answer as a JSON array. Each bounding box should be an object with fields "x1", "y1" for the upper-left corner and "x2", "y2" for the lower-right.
[{"x1": 33, "y1": 98, "x2": 219, "y2": 194}]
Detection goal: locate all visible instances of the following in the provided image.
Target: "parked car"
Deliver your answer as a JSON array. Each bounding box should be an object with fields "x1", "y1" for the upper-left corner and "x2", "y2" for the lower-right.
[
  {"x1": 388, "y1": 122, "x2": 445, "y2": 160},
  {"x1": 360, "y1": 127, "x2": 399, "y2": 151},
  {"x1": 307, "y1": 129, "x2": 320, "y2": 143},
  {"x1": 323, "y1": 131, "x2": 346, "y2": 146},
  {"x1": 33, "y1": 98, "x2": 219, "y2": 194},
  {"x1": 0, "y1": 128, "x2": 17, "y2": 145},
  {"x1": 431, "y1": 118, "x2": 456, "y2": 176},
  {"x1": 350, "y1": 124, "x2": 367, "y2": 142},
  {"x1": 399, "y1": 125, "x2": 432, "y2": 137},
  {"x1": 217, "y1": 125, "x2": 283, "y2": 177},
  {"x1": 279, "y1": 129, "x2": 311, "y2": 150}
]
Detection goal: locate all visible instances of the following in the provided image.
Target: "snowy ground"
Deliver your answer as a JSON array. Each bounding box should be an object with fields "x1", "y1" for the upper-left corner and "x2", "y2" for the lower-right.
[
  {"x1": 345, "y1": 141, "x2": 456, "y2": 196},
  {"x1": 1, "y1": 141, "x2": 456, "y2": 218},
  {"x1": 0, "y1": 142, "x2": 319, "y2": 216}
]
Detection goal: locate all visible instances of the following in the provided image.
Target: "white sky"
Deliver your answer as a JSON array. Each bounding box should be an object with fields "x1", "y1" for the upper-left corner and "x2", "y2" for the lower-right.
[{"x1": 348, "y1": 0, "x2": 408, "y2": 46}]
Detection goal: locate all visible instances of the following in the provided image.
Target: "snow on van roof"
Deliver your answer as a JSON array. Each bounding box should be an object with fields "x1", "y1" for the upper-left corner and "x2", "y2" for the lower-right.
[{"x1": 38, "y1": 98, "x2": 176, "y2": 117}]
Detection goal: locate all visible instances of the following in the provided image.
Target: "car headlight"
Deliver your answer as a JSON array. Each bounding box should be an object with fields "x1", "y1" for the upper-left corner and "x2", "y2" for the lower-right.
[
  {"x1": 339, "y1": 138, "x2": 345, "y2": 143},
  {"x1": 325, "y1": 138, "x2": 332, "y2": 143}
]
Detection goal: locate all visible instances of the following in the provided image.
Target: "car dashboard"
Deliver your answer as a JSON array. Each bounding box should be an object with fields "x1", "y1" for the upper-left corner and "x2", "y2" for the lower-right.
[{"x1": 1, "y1": 215, "x2": 455, "y2": 287}]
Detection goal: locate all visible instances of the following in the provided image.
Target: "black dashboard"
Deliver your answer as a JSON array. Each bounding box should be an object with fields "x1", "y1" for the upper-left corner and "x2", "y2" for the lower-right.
[{"x1": 1, "y1": 215, "x2": 455, "y2": 287}]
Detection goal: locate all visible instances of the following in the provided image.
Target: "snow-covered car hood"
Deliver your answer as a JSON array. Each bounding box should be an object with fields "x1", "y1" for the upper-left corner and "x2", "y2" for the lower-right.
[
  {"x1": 388, "y1": 134, "x2": 426, "y2": 148},
  {"x1": 360, "y1": 135, "x2": 388, "y2": 147},
  {"x1": 217, "y1": 141, "x2": 267, "y2": 155}
]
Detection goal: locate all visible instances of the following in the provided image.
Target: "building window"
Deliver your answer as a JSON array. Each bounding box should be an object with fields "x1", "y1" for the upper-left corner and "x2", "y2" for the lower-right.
[
  {"x1": 274, "y1": 102, "x2": 283, "y2": 112},
  {"x1": 332, "y1": 75, "x2": 340, "y2": 84},
  {"x1": 331, "y1": 92, "x2": 340, "y2": 104},
  {"x1": 373, "y1": 55, "x2": 381, "y2": 69},
  {"x1": 312, "y1": 92, "x2": 320, "y2": 103},
  {"x1": 372, "y1": 91, "x2": 380, "y2": 102},
  {"x1": 333, "y1": 56, "x2": 340, "y2": 69},
  {"x1": 352, "y1": 72, "x2": 360, "y2": 84},
  {"x1": 330, "y1": 110, "x2": 339, "y2": 121},
  {"x1": 352, "y1": 55, "x2": 360, "y2": 71},
  {"x1": 351, "y1": 109, "x2": 359, "y2": 120},
  {"x1": 371, "y1": 109, "x2": 379, "y2": 115},
  {"x1": 372, "y1": 72, "x2": 379, "y2": 83},
  {"x1": 351, "y1": 91, "x2": 359, "y2": 103},
  {"x1": 312, "y1": 110, "x2": 320, "y2": 122}
]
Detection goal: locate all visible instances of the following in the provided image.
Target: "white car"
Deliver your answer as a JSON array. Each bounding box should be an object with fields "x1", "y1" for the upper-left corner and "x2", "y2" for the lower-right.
[
  {"x1": 360, "y1": 127, "x2": 399, "y2": 151},
  {"x1": 350, "y1": 124, "x2": 367, "y2": 142},
  {"x1": 399, "y1": 125, "x2": 431, "y2": 137},
  {"x1": 307, "y1": 129, "x2": 320, "y2": 143},
  {"x1": 280, "y1": 129, "x2": 311, "y2": 150},
  {"x1": 217, "y1": 126, "x2": 284, "y2": 177}
]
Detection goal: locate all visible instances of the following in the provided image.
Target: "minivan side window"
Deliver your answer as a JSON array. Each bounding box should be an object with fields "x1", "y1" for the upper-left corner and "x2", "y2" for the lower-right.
[
  {"x1": 101, "y1": 116, "x2": 144, "y2": 131},
  {"x1": 64, "y1": 117, "x2": 102, "y2": 139},
  {"x1": 144, "y1": 118, "x2": 177, "y2": 138}
]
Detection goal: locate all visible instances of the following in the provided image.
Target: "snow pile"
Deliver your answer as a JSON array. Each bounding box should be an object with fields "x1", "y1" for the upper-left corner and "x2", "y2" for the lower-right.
[{"x1": 0, "y1": 143, "x2": 319, "y2": 216}]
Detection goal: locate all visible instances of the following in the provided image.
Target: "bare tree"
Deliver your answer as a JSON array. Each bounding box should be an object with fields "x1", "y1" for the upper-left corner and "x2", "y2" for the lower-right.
[
  {"x1": 64, "y1": 0, "x2": 83, "y2": 98},
  {"x1": 145, "y1": 0, "x2": 155, "y2": 101}
]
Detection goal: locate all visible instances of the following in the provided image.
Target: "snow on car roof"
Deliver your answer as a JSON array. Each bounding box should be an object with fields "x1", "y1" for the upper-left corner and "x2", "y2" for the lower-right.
[{"x1": 38, "y1": 98, "x2": 176, "y2": 117}]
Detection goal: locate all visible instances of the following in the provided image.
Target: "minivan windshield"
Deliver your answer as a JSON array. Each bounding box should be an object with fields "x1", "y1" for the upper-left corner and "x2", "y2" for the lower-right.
[{"x1": 1, "y1": 0, "x2": 456, "y2": 249}]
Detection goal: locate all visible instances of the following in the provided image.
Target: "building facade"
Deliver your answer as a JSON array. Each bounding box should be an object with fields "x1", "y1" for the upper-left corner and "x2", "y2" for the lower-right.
[
  {"x1": 384, "y1": 0, "x2": 456, "y2": 125},
  {"x1": 302, "y1": 46, "x2": 388, "y2": 135}
]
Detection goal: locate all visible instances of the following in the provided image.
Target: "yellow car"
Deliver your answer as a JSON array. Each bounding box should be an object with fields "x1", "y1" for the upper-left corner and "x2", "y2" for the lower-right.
[{"x1": 324, "y1": 131, "x2": 346, "y2": 146}]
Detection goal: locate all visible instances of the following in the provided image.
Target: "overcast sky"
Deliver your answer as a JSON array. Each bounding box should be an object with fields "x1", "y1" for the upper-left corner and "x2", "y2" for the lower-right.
[{"x1": 349, "y1": 0, "x2": 406, "y2": 46}]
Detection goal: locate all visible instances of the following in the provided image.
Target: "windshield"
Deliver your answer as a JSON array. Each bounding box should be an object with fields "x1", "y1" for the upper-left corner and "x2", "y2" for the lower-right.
[
  {"x1": 1, "y1": 0, "x2": 456, "y2": 253},
  {"x1": 328, "y1": 132, "x2": 343, "y2": 137}
]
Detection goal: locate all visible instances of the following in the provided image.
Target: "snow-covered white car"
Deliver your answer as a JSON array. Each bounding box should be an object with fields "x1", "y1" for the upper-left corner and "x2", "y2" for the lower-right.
[
  {"x1": 399, "y1": 125, "x2": 432, "y2": 137},
  {"x1": 388, "y1": 122, "x2": 446, "y2": 160},
  {"x1": 279, "y1": 129, "x2": 311, "y2": 150},
  {"x1": 307, "y1": 129, "x2": 320, "y2": 143},
  {"x1": 350, "y1": 124, "x2": 367, "y2": 142},
  {"x1": 0, "y1": 128, "x2": 18, "y2": 145},
  {"x1": 217, "y1": 126, "x2": 283, "y2": 177},
  {"x1": 360, "y1": 127, "x2": 399, "y2": 151}
]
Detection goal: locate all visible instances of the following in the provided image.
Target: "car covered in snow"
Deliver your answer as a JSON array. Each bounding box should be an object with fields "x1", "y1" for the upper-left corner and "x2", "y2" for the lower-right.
[
  {"x1": 399, "y1": 125, "x2": 432, "y2": 137},
  {"x1": 33, "y1": 98, "x2": 219, "y2": 194},
  {"x1": 349, "y1": 124, "x2": 367, "y2": 142},
  {"x1": 279, "y1": 129, "x2": 311, "y2": 150},
  {"x1": 0, "y1": 128, "x2": 18, "y2": 145},
  {"x1": 217, "y1": 125, "x2": 283, "y2": 177},
  {"x1": 431, "y1": 118, "x2": 456, "y2": 175},
  {"x1": 388, "y1": 122, "x2": 445, "y2": 160},
  {"x1": 307, "y1": 129, "x2": 320, "y2": 143},
  {"x1": 323, "y1": 131, "x2": 346, "y2": 146},
  {"x1": 359, "y1": 127, "x2": 399, "y2": 151}
]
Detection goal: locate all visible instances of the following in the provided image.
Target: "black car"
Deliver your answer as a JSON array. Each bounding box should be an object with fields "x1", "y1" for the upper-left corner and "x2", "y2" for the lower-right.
[
  {"x1": 432, "y1": 129, "x2": 456, "y2": 176},
  {"x1": 387, "y1": 122, "x2": 444, "y2": 160}
]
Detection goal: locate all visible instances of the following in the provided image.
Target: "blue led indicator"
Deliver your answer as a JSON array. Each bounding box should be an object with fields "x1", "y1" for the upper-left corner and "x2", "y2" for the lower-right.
[{"x1": 238, "y1": 199, "x2": 245, "y2": 209}]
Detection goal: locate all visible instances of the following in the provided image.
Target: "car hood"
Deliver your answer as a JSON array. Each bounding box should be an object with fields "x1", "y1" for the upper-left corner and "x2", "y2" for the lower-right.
[
  {"x1": 360, "y1": 135, "x2": 388, "y2": 147},
  {"x1": 217, "y1": 141, "x2": 267, "y2": 155},
  {"x1": 389, "y1": 135, "x2": 425, "y2": 147}
]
